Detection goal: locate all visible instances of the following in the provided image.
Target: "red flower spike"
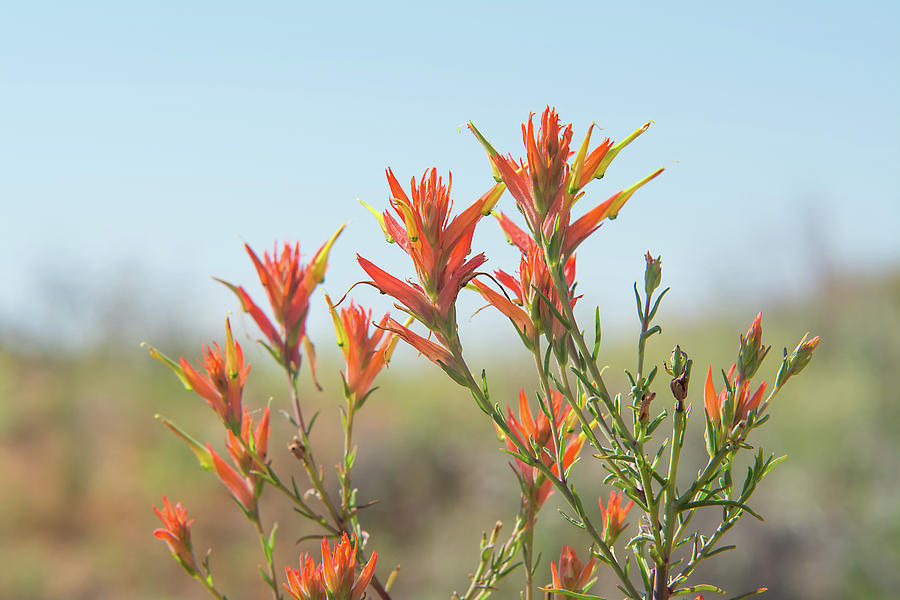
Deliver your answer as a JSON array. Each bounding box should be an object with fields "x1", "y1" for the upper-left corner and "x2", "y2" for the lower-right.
[
  {"x1": 359, "y1": 168, "x2": 499, "y2": 333},
  {"x1": 179, "y1": 318, "x2": 248, "y2": 430},
  {"x1": 503, "y1": 389, "x2": 585, "y2": 511},
  {"x1": 294, "y1": 533, "x2": 377, "y2": 600},
  {"x1": 152, "y1": 495, "x2": 197, "y2": 574},
  {"x1": 549, "y1": 545, "x2": 598, "y2": 598},
  {"x1": 208, "y1": 443, "x2": 256, "y2": 513},
  {"x1": 475, "y1": 107, "x2": 662, "y2": 260},
  {"x1": 219, "y1": 226, "x2": 343, "y2": 372},
  {"x1": 327, "y1": 295, "x2": 398, "y2": 402},
  {"x1": 599, "y1": 491, "x2": 634, "y2": 544}
]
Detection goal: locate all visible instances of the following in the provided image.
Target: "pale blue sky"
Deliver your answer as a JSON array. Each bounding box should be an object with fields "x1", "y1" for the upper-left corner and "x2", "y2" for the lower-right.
[{"x1": 1, "y1": 1, "x2": 898, "y2": 348}]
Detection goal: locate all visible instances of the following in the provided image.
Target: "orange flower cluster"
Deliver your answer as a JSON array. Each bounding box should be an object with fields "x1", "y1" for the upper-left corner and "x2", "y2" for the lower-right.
[
  {"x1": 283, "y1": 533, "x2": 377, "y2": 600},
  {"x1": 704, "y1": 364, "x2": 768, "y2": 432},
  {"x1": 327, "y1": 296, "x2": 398, "y2": 403},
  {"x1": 219, "y1": 227, "x2": 343, "y2": 372},
  {"x1": 503, "y1": 389, "x2": 584, "y2": 509},
  {"x1": 152, "y1": 495, "x2": 197, "y2": 574},
  {"x1": 599, "y1": 491, "x2": 634, "y2": 545},
  {"x1": 549, "y1": 545, "x2": 598, "y2": 599},
  {"x1": 179, "y1": 318, "x2": 248, "y2": 431}
]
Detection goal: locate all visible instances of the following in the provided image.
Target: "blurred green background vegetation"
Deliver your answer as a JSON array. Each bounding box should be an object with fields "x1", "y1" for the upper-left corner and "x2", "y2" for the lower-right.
[{"x1": 1, "y1": 266, "x2": 897, "y2": 600}]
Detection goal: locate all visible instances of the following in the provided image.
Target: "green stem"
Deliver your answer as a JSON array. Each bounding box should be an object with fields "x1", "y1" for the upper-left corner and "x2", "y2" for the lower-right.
[
  {"x1": 675, "y1": 508, "x2": 741, "y2": 584},
  {"x1": 555, "y1": 358, "x2": 636, "y2": 496},
  {"x1": 532, "y1": 342, "x2": 565, "y2": 479},
  {"x1": 545, "y1": 259, "x2": 634, "y2": 445},
  {"x1": 341, "y1": 395, "x2": 357, "y2": 527},
  {"x1": 632, "y1": 290, "x2": 664, "y2": 572},
  {"x1": 283, "y1": 364, "x2": 392, "y2": 600},
  {"x1": 457, "y1": 511, "x2": 528, "y2": 600},
  {"x1": 522, "y1": 499, "x2": 536, "y2": 600},
  {"x1": 196, "y1": 575, "x2": 228, "y2": 600},
  {"x1": 677, "y1": 447, "x2": 731, "y2": 507},
  {"x1": 661, "y1": 411, "x2": 684, "y2": 564},
  {"x1": 253, "y1": 510, "x2": 281, "y2": 600}
]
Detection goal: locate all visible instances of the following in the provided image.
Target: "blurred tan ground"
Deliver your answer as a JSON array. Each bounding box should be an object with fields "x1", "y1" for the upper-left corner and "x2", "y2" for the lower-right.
[{"x1": 1, "y1": 270, "x2": 898, "y2": 600}]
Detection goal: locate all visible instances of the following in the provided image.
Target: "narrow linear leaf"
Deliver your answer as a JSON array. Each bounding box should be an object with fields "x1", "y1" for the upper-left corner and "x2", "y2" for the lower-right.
[
  {"x1": 540, "y1": 588, "x2": 610, "y2": 600},
  {"x1": 728, "y1": 588, "x2": 768, "y2": 600},
  {"x1": 671, "y1": 584, "x2": 727, "y2": 596}
]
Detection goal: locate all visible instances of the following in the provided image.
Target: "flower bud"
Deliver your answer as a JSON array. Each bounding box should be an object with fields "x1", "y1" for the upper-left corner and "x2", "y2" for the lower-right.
[
  {"x1": 152, "y1": 496, "x2": 197, "y2": 575},
  {"x1": 666, "y1": 345, "x2": 691, "y2": 379},
  {"x1": 550, "y1": 545, "x2": 598, "y2": 598},
  {"x1": 776, "y1": 334, "x2": 820, "y2": 388},
  {"x1": 738, "y1": 312, "x2": 770, "y2": 379},
  {"x1": 643, "y1": 252, "x2": 662, "y2": 298},
  {"x1": 599, "y1": 491, "x2": 634, "y2": 545}
]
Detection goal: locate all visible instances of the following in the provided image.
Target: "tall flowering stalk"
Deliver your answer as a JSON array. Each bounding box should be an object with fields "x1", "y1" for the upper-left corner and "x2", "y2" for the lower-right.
[
  {"x1": 147, "y1": 106, "x2": 819, "y2": 600},
  {"x1": 456, "y1": 108, "x2": 819, "y2": 600}
]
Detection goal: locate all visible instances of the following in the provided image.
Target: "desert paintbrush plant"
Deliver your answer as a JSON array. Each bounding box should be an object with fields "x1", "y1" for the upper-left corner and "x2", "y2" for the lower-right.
[{"x1": 146, "y1": 107, "x2": 819, "y2": 600}]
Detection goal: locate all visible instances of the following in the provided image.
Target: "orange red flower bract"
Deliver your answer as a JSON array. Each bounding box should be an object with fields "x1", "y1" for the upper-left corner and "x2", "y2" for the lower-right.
[
  {"x1": 219, "y1": 227, "x2": 343, "y2": 372},
  {"x1": 379, "y1": 317, "x2": 468, "y2": 385},
  {"x1": 504, "y1": 389, "x2": 584, "y2": 510},
  {"x1": 284, "y1": 533, "x2": 376, "y2": 600},
  {"x1": 152, "y1": 495, "x2": 197, "y2": 573},
  {"x1": 208, "y1": 443, "x2": 257, "y2": 514},
  {"x1": 179, "y1": 318, "x2": 248, "y2": 431},
  {"x1": 598, "y1": 490, "x2": 634, "y2": 545},
  {"x1": 327, "y1": 295, "x2": 398, "y2": 403},
  {"x1": 549, "y1": 545, "x2": 598, "y2": 598}
]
